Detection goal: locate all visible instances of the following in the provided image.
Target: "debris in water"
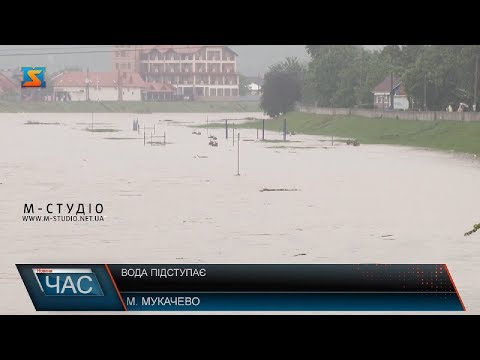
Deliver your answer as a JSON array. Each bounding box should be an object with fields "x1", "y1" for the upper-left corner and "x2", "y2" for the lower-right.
[
  {"x1": 346, "y1": 139, "x2": 360, "y2": 146},
  {"x1": 381, "y1": 234, "x2": 394, "y2": 237},
  {"x1": 465, "y1": 223, "x2": 480, "y2": 236},
  {"x1": 293, "y1": 253, "x2": 306, "y2": 257},
  {"x1": 260, "y1": 188, "x2": 300, "y2": 192},
  {"x1": 192, "y1": 130, "x2": 202, "y2": 135},
  {"x1": 25, "y1": 121, "x2": 60, "y2": 125},
  {"x1": 194, "y1": 155, "x2": 208, "y2": 158}
]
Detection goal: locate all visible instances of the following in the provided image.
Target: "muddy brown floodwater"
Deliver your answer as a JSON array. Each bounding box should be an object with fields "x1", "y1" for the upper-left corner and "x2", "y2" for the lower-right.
[{"x1": 1, "y1": 112, "x2": 479, "y2": 314}]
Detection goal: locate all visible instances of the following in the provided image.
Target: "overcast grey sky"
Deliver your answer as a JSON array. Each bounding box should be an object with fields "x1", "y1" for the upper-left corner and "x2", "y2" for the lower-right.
[{"x1": 0, "y1": 45, "x2": 384, "y2": 76}]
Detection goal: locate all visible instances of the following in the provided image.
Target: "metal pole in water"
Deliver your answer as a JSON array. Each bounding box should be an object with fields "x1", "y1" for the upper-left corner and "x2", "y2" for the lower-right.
[
  {"x1": 144, "y1": 132, "x2": 145, "y2": 146},
  {"x1": 237, "y1": 133, "x2": 240, "y2": 176},
  {"x1": 91, "y1": 113, "x2": 93, "y2": 130},
  {"x1": 257, "y1": 126, "x2": 259, "y2": 139},
  {"x1": 164, "y1": 131, "x2": 166, "y2": 145},
  {"x1": 154, "y1": 124, "x2": 156, "y2": 134},
  {"x1": 225, "y1": 119, "x2": 228, "y2": 139},
  {"x1": 331, "y1": 135, "x2": 333, "y2": 146},
  {"x1": 262, "y1": 119, "x2": 265, "y2": 140},
  {"x1": 233, "y1": 124, "x2": 235, "y2": 146},
  {"x1": 283, "y1": 118, "x2": 287, "y2": 141},
  {"x1": 151, "y1": 132, "x2": 153, "y2": 146},
  {"x1": 207, "y1": 116, "x2": 209, "y2": 137}
]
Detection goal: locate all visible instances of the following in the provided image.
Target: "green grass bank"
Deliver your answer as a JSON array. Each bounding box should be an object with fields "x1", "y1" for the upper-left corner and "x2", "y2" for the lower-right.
[
  {"x1": 0, "y1": 101, "x2": 260, "y2": 113},
  {"x1": 204, "y1": 111, "x2": 480, "y2": 155}
]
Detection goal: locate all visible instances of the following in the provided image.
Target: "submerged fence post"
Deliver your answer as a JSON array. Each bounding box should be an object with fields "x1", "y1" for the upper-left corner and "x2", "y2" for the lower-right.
[
  {"x1": 262, "y1": 119, "x2": 265, "y2": 140},
  {"x1": 283, "y1": 118, "x2": 287, "y2": 141},
  {"x1": 237, "y1": 133, "x2": 240, "y2": 176},
  {"x1": 225, "y1": 119, "x2": 228, "y2": 139}
]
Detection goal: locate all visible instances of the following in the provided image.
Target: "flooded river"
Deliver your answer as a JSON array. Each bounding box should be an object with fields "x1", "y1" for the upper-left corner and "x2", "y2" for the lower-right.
[{"x1": 1, "y1": 112, "x2": 479, "y2": 313}]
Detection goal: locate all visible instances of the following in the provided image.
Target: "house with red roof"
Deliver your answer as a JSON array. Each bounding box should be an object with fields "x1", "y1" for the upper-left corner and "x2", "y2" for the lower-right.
[
  {"x1": 372, "y1": 76, "x2": 409, "y2": 110},
  {"x1": 52, "y1": 71, "x2": 145, "y2": 101},
  {"x1": 0, "y1": 71, "x2": 19, "y2": 98}
]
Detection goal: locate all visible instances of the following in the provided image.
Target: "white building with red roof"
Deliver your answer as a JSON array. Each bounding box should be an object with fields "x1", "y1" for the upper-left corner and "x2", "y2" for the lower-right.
[
  {"x1": 372, "y1": 76, "x2": 409, "y2": 110},
  {"x1": 112, "y1": 45, "x2": 239, "y2": 100},
  {"x1": 53, "y1": 71, "x2": 145, "y2": 101}
]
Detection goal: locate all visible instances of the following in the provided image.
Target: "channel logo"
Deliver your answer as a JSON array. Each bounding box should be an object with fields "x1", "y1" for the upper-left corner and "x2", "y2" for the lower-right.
[
  {"x1": 33, "y1": 268, "x2": 104, "y2": 296},
  {"x1": 21, "y1": 67, "x2": 46, "y2": 88}
]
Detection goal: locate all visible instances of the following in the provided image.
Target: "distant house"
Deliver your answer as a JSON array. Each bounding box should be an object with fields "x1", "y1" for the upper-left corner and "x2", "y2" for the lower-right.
[
  {"x1": 247, "y1": 82, "x2": 261, "y2": 95},
  {"x1": 53, "y1": 71, "x2": 145, "y2": 101},
  {"x1": 144, "y1": 83, "x2": 177, "y2": 101},
  {"x1": 245, "y1": 76, "x2": 263, "y2": 96},
  {"x1": 372, "y1": 76, "x2": 409, "y2": 110},
  {"x1": 0, "y1": 70, "x2": 19, "y2": 98}
]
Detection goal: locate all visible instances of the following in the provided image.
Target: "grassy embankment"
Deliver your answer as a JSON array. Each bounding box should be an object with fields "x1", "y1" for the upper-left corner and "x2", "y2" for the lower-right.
[
  {"x1": 202, "y1": 111, "x2": 480, "y2": 155},
  {"x1": 0, "y1": 101, "x2": 260, "y2": 113}
]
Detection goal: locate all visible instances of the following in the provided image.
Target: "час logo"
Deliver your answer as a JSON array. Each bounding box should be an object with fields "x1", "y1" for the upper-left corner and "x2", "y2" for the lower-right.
[
  {"x1": 21, "y1": 67, "x2": 46, "y2": 88},
  {"x1": 33, "y1": 268, "x2": 104, "y2": 296}
]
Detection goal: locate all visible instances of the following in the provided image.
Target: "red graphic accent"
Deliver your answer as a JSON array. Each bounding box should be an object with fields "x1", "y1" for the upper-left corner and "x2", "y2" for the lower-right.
[
  {"x1": 443, "y1": 264, "x2": 466, "y2": 311},
  {"x1": 105, "y1": 264, "x2": 127, "y2": 311}
]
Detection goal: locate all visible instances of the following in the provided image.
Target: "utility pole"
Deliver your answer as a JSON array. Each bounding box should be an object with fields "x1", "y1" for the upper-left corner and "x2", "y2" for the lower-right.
[
  {"x1": 474, "y1": 55, "x2": 479, "y2": 112},
  {"x1": 390, "y1": 72, "x2": 394, "y2": 110},
  {"x1": 86, "y1": 67, "x2": 90, "y2": 102},
  {"x1": 423, "y1": 73, "x2": 427, "y2": 111}
]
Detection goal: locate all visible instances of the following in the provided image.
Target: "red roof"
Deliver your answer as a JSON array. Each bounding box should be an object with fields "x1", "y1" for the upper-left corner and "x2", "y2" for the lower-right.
[
  {"x1": 53, "y1": 71, "x2": 145, "y2": 88},
  {"x1": 0, "y1": 72, "x2": 18, "y2": 93},
  {"x1": 146, "y1": 83, "x2": 176, "y2": 92},
  {"x1": 141, "y1": 45, "x2": 237, "y2": 56},
  {"x1": 373, "y1": 76, "x2": 407, "y2": 95}
]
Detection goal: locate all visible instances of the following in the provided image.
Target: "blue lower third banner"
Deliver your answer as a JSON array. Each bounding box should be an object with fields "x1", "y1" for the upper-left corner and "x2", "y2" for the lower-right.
[{"x1": 16, "y1": 264, "x2": 466, "y2": 311}]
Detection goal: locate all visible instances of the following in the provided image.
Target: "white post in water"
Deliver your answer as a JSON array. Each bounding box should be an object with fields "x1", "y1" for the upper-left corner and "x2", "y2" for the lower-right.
[{"x1": 237, "y1": 133, "x2": 240, "y2": 176}]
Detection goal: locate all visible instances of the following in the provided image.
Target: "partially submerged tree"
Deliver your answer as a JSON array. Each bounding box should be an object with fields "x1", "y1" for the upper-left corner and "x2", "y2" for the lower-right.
[{"x1": 260, "y1": 57, "x2": 304, "y2": 117}]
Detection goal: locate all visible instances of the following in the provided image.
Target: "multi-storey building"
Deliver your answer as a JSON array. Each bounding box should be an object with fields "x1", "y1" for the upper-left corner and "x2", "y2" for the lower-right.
[{"x1": 112, "y1": 45, "x2": 239, "y2": 100}]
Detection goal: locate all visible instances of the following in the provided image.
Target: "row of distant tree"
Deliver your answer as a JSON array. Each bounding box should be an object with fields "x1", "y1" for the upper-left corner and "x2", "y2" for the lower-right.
[{"x1": 260, "y1": 45, "x2": 480, "y2": 117}]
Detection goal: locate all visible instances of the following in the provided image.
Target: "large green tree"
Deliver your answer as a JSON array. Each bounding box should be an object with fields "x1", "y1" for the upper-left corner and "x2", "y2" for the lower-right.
[
  {"x1": 260, "y1": 57, "x2": 304, "y2": 117},
  {"x1": 305, "y1": 45, "x2": 389, "y2": 108}
]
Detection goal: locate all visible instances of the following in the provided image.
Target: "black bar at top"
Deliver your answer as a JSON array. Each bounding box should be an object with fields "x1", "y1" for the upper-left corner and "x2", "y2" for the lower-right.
[{"x1": 107, "y1": 264, "x2": 456, "y2": 293}]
